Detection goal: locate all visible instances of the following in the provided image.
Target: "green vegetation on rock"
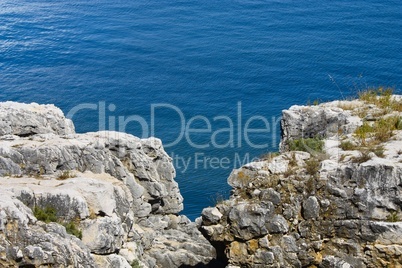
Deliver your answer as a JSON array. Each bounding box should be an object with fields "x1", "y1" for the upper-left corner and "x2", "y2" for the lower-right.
[
  {"x1": 289, "y1": 137, "x2": 324, "y2": 153},
  {"x1": 33, "y1": 206, "x2": 58, "y2": 223},
  {"x1": 33, "y1": 206, "x2": 82, "y2": 239}
]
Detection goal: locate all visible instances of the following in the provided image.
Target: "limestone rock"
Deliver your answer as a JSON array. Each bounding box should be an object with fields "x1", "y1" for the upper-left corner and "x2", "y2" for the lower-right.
[
  {"x1": 202, "y1": 207, "x2": 223, "y2": 225},
  {"x1": 0, "y1": 101, "x2": 75, "y2": 137},
  {"x1": 200, "y1": 96, "x2": 402, "y2": 267},
  {"x1": 0, "y1": 101, "x2": 214, "y2": 268},
  {"x1": 302, "y1": 196, "x2": 320, "y2": 220},
  {"x1": 0, "y1": 190, "x2": 96, "y2": 267},
  {"x1": 139, "y1": 215, "x2": 216, "y2": 267},
  {"x1": 81, "y1": 216, "x2": 124, "y2": 255}
]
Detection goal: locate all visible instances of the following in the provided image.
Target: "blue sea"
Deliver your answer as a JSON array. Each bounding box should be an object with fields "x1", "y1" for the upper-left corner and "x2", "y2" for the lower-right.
[{"x1": 1, "y1": 0, "x2": 401, "y2": 220}]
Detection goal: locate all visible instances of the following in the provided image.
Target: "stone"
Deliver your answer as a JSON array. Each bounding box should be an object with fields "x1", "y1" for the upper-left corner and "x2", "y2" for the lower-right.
[
  {"x1": 81, "y1": 216, "x2": 124, "y2": 254},
  {"x1": 302, "y1": 196, "x2": 320, "y2": 219},
  {"x1": 266, "y1": 215, "x2": 288, "y2": 234},
  {"x1": 260, "y1": 188, "x2": 281, "y2": 205},
  {"x1": 202, "y1": 207, "x2": 223, "y2": 225},
  {"x1": 228, "y1": 202, "x2": 274, "y2": 240},
  {"x1": 92, "y1": 254, "x2": 132, "y2": 268},
  {"x1": 0, "y1": 101, "x2": 75, "y2": 136},
  {"x1": 320, "y1": 256, "x2": 353, "y2": 268}
]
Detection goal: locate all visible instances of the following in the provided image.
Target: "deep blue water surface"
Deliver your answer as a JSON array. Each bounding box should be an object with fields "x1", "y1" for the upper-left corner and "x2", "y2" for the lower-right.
[{"x1": 1, "y1": 0, "x2": 401, "y2": 220}]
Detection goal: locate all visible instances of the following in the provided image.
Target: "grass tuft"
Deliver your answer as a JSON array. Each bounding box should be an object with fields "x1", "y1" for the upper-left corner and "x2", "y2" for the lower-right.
[
  {"x1": 386, "y1": 211, "x2": 399, "y2": 222},
  {"x1": 289, "y1": 137, "x2": 324, "y2": 154},
  {"x1": 352, "y1": 151, "x2": 372, "y2": 164},
  {"x1": 131, "y1": 260, "x2": 141, "y2": 268},
  {"x1": 339, "y1": 140, "x2": 357, "y2": 151},
  {"x1": 57, "y1": 170, "x2": 76, "y2": 180},
  {"x1": 305, "y1": 158, "x2": 320, "y2": 176}
]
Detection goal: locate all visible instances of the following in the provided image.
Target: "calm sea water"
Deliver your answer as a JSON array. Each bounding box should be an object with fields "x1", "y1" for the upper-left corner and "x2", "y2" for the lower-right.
[{"x1": 1, "y1": 0, "x2": 401, "y2": 220}]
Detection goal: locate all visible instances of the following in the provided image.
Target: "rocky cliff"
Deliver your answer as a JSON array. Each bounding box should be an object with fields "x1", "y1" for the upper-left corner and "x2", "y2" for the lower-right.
[
  {"x1": 199, "y1": 91, "x2": 402, "y2": 267},
  {"x1": 2, "y1": 91, "x2": 402, "y2": 268},
  {"x1": 0, "y1": 102, "x2": 215, "y2": 267}
]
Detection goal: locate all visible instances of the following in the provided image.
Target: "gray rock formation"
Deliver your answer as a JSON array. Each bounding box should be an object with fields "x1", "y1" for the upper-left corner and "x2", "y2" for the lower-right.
[
  {"x1": 0, "y1": 189, "x2": 96, "y2": 267},
  {"x1": 4, "y1": 94, "x2": 402, "y2": 268},
  {"x1": 200, "y1": 96, "x2": 402, "y2": 267},
  {"x1": 0, "y1": 101, "x2": 75, "y2": 137},
  {"x1": 0, "y1": 101, "x2": 215, "y2": 268}
]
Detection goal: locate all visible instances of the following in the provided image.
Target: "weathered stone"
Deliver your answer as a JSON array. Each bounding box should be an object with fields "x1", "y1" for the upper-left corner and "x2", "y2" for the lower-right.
[
  {"x1": 0, "y1": 102, "x2": 75, "y2": 137},
  {"x1": 92, "y1": 254, "x2": 132, "y2": 268},
  {"x1": 202, "y1": 207, "x2": 223, "y2": 225},
  {"x1": 81, "y1": 216, "x2": 124, "y2": 254},
  {"x1": 320, "y1": 256, "x2": 353, "y2": 268},
  {"x1": 303, "y1": 196, "x2": 320, "y2": 219},
  {"x1": 260, "y1": 188, "x2": 281, "y2": 205},
  {"x1": 228, "y1": 202, "x2": 274, "y2": 240},
  {"x1": 200, "y1": 97, "x2": 402, "y2": 268},
  {"x1": 0, "y1": 102, "x2": 214, "y2": 268}
]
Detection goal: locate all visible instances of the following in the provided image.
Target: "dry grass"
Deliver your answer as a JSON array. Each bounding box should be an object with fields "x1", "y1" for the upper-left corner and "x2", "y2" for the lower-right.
[
  {"x1": 352, "y1": 150, "x2": 372, "y2": 164},
  {"x1": 57, "y1": 170, "x2": 76, "y2": 180},
  {"x1": 305, "y1": 158, "x2": 320, "y2": 176},
  {"x1": 339, "y1": 140, "x2": 358, "y2": 151},
  {"x1": 353, "y1": 116, "x2": 402, "y2": 146},
  {"x1": 359, "y1": 87, "x2": 402, "y2": 112},
  {"x1": 259, "y1": 151, "x2": 280, "y2": 162},
  {"x1": 286, "y1": 153, "x2": 297, "y2": 167}
]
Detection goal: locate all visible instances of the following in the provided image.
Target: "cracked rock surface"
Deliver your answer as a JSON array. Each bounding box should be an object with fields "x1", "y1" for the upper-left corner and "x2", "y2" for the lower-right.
[{"x1": 0, "y1": 101, "x2": 215, "y2": 268}]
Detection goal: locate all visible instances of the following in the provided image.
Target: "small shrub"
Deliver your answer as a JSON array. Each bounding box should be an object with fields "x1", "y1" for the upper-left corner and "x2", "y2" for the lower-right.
[
  {"x1": 63, "y1": 220, "x2": 82, "y2": 239},
  {"x1": 89, "y1": 208, "x2": 97, "y2": 219},
  {"x1": 305, "y1": 158, "x2": 320, "y2": 176},
  {"x1": 289, "y1": 137, "x2": 324, "y2": 154},
  {"x1": 306, "y1": 176, "x2": 316, "y2": 194},
  {"x1": 283, "y1": 167, "x2": 295, "y2": 178},
  {"x1": 340, "y1": 140, "x2": 357, "y2": 151},
  {"x1": 131, "y1": 260, "x2": 141, "y2": 268},
  {"x1": 33, "y1": 206, "x2": 82, "y2": 239},
  {"x1": 373, "y1": 117, "x2": 396, "y2": 142},
  {"x1": 358, "y1": 89, "x2": 378, "y2": 103},
  {"x1": 354, "y1": 122, "x2": 373, "y2": 145},
  {"x1": 307, "y1": 99, "x2": 321, "y2": 106},
  {"x1": 358, "y1": 87, "x2": 393, "y2": 105},
  {"x1": 32, "y1": 166, "x2": 45, "y2": 179},
  {"x1": 395, "y1": 117, "x2": 402, "y2": 130},
  {"x1": 338, "y1": 102, "x2": 358, "y2": 111},
  {"x1": 353, "y1": 115, "x2": 402, "y2": 146},
  {"x1": 235, "y1": 170, "x2": 255, "y2": 187},
  {"x1": 33, "y1": 206, "x2": 58, "y2": 223},
  {"x1": 370, "y1": 145, "x2": 384, "y2": 158},
  {"x1": 57, "y1": 170, "x2": 76, "y2": 180},
  {"x1": 286, "y1": 153, "x2": 297, "y2": 167},
  {"x1": 386, "y1": 211, "x2": 399, "y2": 222},
  {"x1": 352, "y1": 151, "x2": 372, "y2": 164}
]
